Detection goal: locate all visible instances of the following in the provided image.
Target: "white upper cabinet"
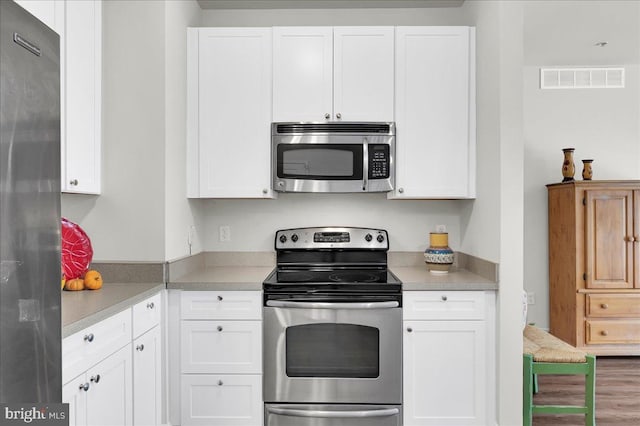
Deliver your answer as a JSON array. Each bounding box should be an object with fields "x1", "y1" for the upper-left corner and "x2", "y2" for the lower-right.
[
  {"x1": 62, "y1": 0, "x2": 102, "y2": 194},
  {"x1": 273, "y1": 26, "x2": 394, "y2": 122},
  {"x1": 392, "y1": 26, "x2": 475, "y2": 199},
  {"x1": 187, "y1": 27, "x2": 274, "y2": 198}
]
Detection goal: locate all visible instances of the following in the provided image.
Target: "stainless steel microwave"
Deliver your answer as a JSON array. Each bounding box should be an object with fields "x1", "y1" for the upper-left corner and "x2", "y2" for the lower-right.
[{"x1": 272, "y1": 122, "x2": 395, "y2": 193}]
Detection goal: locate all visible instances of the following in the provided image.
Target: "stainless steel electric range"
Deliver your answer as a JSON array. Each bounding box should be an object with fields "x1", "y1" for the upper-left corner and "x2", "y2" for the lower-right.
[{"x1": 263, "y1": 227, "x2": 402, "y2": 426}]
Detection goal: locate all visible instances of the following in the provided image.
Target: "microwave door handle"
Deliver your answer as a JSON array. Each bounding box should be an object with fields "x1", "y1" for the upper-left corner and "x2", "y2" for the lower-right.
[
  {"x1": 265, "y1": 300, "x2": 399, "y2": 309},
  {"x1": 267, "y1": 406, "x2": 400, "y2": 419},
  {"x1": 362, "y1": 141, "x2": 368, "y2": 191}
]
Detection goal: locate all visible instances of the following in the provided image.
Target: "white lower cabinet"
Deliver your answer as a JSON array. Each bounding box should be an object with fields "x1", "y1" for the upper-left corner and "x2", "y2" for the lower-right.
[
  {"x1": 133, "y1": 326, "x2": 162, "y2": 426},
  {"x1": 181, "y1": 374, "x2": 262, "y2": 426},
  {"x1": 63, "y1": 292, "x2": 163, "y2": 426},
  {"x1": 403, "y1": 291, "x2": 495, "y2": 426},
  {"x1": 178, "y1": 290, "x2": 263, "y2": 426},
  {"x1": 63, "y1": 344, "x2": 133, "y2": 426}
]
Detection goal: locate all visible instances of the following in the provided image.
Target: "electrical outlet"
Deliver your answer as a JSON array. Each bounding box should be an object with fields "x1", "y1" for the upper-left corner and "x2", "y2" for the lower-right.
[
  {"x1": 527, "y1": 292, "x2": 535, "y2": 305},
  {"x1": 219, "y1": 225, "x2": 231, "y2": 242},
  {"x1": 436, "y1": 224, "x2": 447, "y2": 233}
]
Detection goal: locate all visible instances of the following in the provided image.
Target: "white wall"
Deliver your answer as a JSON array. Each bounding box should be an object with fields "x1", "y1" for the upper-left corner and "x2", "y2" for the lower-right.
[
  {"x1": 523, "y1": 0, "x2": 640, "y2": 329},
  {"x1": 164, "y1": 0, "x2": 203, "y2": 261},
  {"x1": 62, "y1": 0, "x2": 167, "y2": 262}
]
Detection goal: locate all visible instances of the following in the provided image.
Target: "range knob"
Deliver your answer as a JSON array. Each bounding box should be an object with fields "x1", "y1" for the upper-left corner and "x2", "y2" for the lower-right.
[
  {"x1": 377, "y1": 234, "x2": 385, "y2": 243},
  {"x1": 291, "y1": 234, "x2": 299, "y2": 242},
  {"x1": 365, "y1": 234, "x2": 373, "y2": 242},
  {"x1": 279, "y1": 234, "x2": 287, "y2": 243}
]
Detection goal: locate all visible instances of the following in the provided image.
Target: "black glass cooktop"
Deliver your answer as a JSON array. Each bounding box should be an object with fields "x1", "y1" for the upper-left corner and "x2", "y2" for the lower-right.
[{"x1": 263, "y1": 267, "x2": 402, "y2": 294}]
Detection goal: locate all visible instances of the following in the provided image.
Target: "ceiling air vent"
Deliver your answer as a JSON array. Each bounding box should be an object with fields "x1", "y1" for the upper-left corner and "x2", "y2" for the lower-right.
[{"x1": 540, "y1": 67, "x2": 625, "y2": 89}]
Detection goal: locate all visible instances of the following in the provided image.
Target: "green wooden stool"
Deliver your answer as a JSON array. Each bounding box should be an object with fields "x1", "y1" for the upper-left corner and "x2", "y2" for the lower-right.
[{"x1": 523, "y1": 325, "x2": 596, "y2": 426}]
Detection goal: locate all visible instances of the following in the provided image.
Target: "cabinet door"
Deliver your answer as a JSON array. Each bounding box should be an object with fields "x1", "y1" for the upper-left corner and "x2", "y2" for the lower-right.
[
  {"x1": 85, "y1": 344, "x2": 133, "y2": 426},
  {"x1": 133, "y1": 327, "x2": 162, "y2": 426},
  {"x1": 333, "y1": 27, "x2": 394, "y2": 122},
  {"x1": 191, "y1": 28, "x2": 273, "y2": 198},
  {"x1": 181, "y1": 321, "x2": 262, "y2": 374},
  {"x1": 585, "y1": 190, "x2": 634, "y2": 289},
  {"x1": 181, "y1": 374, "x2": 262, "y2": 426},
  {"x1": 63, "y1": 373, "x2": 88, "y2": 426},
  {"x1": 403, "y1": 320, "x2": 486, "y2": 426},
  {"x1": 635, "y1": 190, "x2": 640, "y2": 288},
  {"x1": 393, "y1": 27, "x2": 475, "y2": 199},
  {"x1": 62, "y1": 0, "x2": 101, "y2": 194},
  {"x1": 273, "y1": 27, "x2": 333, "y2": 122}
]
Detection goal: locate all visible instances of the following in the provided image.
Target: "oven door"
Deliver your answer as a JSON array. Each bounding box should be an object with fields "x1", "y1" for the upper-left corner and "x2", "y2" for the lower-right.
[
  {"x1": 265, "y1": 404, "x2": 402, "y2": 426},
  {"x1": 263, "y1": 300, "x2": 402, "y2": 404}
]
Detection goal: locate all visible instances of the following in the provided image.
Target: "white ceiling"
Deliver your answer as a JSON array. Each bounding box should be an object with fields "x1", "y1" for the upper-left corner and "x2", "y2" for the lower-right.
[
  {"x1": 197, "y1": 0, "x2": 464, "y2": 9},
  {"x1": 524, "y1": 0, "x2": 640, "y2": 66}
]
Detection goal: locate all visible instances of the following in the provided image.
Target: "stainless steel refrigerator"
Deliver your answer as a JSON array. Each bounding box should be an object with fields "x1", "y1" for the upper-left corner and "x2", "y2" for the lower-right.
[{"x1": 0, "y1": 0, "x2": 61, "y2": 403}]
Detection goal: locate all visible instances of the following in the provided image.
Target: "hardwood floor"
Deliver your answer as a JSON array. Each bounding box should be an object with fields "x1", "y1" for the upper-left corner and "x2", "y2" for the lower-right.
[{"x1": 533, "y1": 357, "x2": 640, "y2": 425}]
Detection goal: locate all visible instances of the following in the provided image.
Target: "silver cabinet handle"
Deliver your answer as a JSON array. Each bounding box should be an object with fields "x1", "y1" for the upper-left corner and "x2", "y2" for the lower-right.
[
  {"x1": 136, "y1": 344, "x2": 145, "y2": 351},
  {"x1": 267, "y1": 406, "x2": 399, "y2": 419},
  {"x1": 147, "y1": 302, "x2": 155, "y2": 309},
  {"x1": 217, "y1": 326, "x2": 223, "y2": 332},
  {"x1": 324, "y1": 113, "x2": 330, "y2": 119},
  {"x1": 90, "y1": 374, "x2": 100, "y2": 383},
  {"x1": 217, "y1": 295, "x2": 223, "y2": 301},
  {"x1": 407, "y1": 327, "x2": 413, "y2": 332},
  {"x1": 336, "y1": 113, "x2": 342, "y2": 119},
  {"x1": 69, "y1": 179, "x2": 78, "y2": 186},
  {"x1": 266, "y1": 300, "x2": 398, "y2": 309},
  {"x1": 79, "y1": 382, "x2": 90, "y2": 391},
  {"x1": 217, "y1": 380, "x2": 223, "y2": 386},
  {"x1": 441, "y1": 295, "x2": 448, "y2": 301},
  {"x1": 84, "y1": 333, "x2": 94, "y2": 343}
]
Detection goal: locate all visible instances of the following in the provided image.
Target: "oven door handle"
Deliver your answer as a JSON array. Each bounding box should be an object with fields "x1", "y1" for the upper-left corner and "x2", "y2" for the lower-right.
[
  {"x1": 265, "y1": 300, "x2": 399, "y2": 309},
  {"x1": 267, "y1": 406, "x2": 400, "y2": 419}
]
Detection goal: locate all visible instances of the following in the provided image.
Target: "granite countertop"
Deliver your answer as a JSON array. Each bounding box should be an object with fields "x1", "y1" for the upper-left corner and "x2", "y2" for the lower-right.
[
  {"x1": 167, "y1": 266, "x2": 273, "y2": 291},
  {"x1": 61, "y1": 282, "x2": 165, "y2": 338},
  {"x1": 392, "y1": 266, "x2": 498, "y2": 291}
]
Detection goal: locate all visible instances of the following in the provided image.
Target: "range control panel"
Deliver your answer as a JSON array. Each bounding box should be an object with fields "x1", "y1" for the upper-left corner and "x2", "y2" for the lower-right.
[{"x1": 275, "y1": 227, "x2": 389, "y2": 250}]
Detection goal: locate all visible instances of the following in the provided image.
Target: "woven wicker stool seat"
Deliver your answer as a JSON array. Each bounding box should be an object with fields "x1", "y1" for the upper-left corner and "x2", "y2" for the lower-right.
[
  {"x1": 524, "y1": 325, "x2": 587, "y2": 363},
  {"x1": 523, "y1": 325, "x2": 596, "y2": 426}
]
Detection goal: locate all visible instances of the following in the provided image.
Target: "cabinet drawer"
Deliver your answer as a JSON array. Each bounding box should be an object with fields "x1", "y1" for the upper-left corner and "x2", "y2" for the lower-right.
[
  {"x1": 586, "y1": 320, "x2": 640, "y2": 344},
  {"x1": 133, "y1": 292, "x2": 162, "y2": 338},
  {"x1": 181, "y1": 374, "x2": 262, "y2": 426},
  {"x1": 63, "y1": 308, "x2": 132, "y2": 384},
  {"x1": 403, "y1": 291, "x2": 486, "y2": 320},
  {"x1": 181, "y1": 291, "x2": 261, "y2": 320},
  {"x1": 586, "y1": 294, "x2": 640, "y2": 318},
  {"x1": 181, "y1": 321, "x2": 262, "y2": 374}
]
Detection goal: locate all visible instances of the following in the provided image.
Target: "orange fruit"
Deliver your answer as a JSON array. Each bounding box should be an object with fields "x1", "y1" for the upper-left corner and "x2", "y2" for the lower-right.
[
  {"x1": 64, "y1": 278, "x2": 84, "y2": 291},
  {"x1": 61, "y1": 275, "x2": 66, "y2": 289},
  {"x1": 84, "y1": 270, "x2": 103, "y2": 290}
]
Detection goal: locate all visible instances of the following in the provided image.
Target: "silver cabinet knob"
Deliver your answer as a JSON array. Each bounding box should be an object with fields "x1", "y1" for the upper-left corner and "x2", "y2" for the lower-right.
[
  {"x1": 217, "y1": 326, "x2": 223, "y2": 332},
  {"x1": 217, "y1": 295, "x2": 223, "y2": 301},
  {"x1": 262, "y1": 188, "x2": 268, "y2": 194},
  {"x1": 90, "y1": 374, "x2": 100, "y2": 383},
  {"x1": 217, "y1": 380, "x2": 223, "y2": 386},
  {"x1": 398, "y1": 188, "x2": 404, "y2": 194},
  {"x1": 79, "y1": 382, "x2": 90, "y2": 391},
  {"x1": 84, "y1": 333, "x2": 94, "y2": 343},
  {"x1": 336, "y1": 113, "x2": 342, "y2": 119},
  {"x1": 147, "y1": 302, "x2": 155, "y2": 309},
  {"x1": 69, "y1": 179, "x2": 78, "y2": 186},
  {"x1": 136, "y1": 344, "x2": 145, "y2": 351},
  {"x1": 441, "y1": 295, "x2": 448, "y2": 301},
  {"x1": 407, "y1": 327, "x2": 413, "y2": 333},
  {"x1": 324, "y1": 113, "x2": 330, "y2": 119}
]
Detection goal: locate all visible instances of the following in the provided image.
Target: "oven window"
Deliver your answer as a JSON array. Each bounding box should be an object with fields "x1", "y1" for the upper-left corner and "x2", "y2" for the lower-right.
[
  {"x1": 277, "y1": 144, "x2": 363, "y2": 180},
  {"x1": 285, "y1": 323, "x2": 379, "y2": 378}
]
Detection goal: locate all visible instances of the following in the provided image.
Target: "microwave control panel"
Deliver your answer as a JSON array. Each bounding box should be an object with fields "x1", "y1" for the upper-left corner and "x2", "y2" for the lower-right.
[{"x1": 368, "y1": 144, "x2": 390, "y2": 179}]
